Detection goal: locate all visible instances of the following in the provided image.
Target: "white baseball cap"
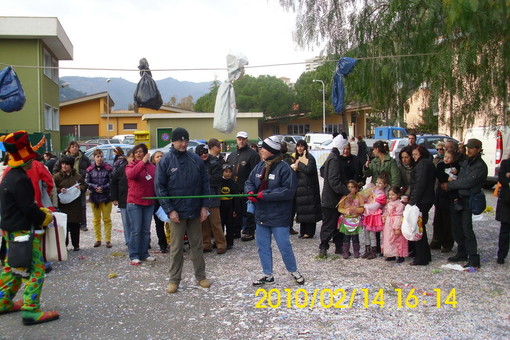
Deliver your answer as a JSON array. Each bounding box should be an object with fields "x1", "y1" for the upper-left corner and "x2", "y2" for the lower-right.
[{"x1": 236, "y1": 131, "x2": 248, "y2": 139}]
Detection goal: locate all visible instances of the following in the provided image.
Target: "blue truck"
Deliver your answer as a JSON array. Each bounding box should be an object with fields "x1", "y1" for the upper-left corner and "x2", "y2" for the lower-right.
[{"x1": 374, "y1": 126, "x2": 408, "y2": 140}]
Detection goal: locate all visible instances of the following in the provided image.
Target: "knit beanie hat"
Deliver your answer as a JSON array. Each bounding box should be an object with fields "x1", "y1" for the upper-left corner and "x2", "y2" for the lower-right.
[
  {"x1": 0, "y1": 130, "x2": 37, "y2": 167},
  {"x1": 172, "y1": 127, "x2": 189, "y2": 142},
  {"x1": 262, "y1": 136, "x2": 281, "y2": 155}
]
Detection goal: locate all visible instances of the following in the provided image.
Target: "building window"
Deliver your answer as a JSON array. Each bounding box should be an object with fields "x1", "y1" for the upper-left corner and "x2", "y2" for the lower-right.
[
  {"x1": 52, "y1": 107, "x2": 59, "y2": 131},
  {"x1": 272, "y1": 126, "x2": 280, "y2": 135},
  {"x1": 43, "y1": 49, "x2": 59, "y2": 83},
  {"x1": 108, "y1": 123, "x2": 114, "y2": 131},
  {"x1": 44, "y1": 105, "x2": 59, "y2": 131},
  {"x1": 287, "y1": 124, "x2": 310, "y2": 135},
  {"x1": 325, "y1": 124, "x2": 342, "y2": 134},
  {"x1": 44, "y1": 104, "x2": 52, "y2": 130},
  {"x1": 124, "y1": 123, "x2": 137, "y2": 130}
]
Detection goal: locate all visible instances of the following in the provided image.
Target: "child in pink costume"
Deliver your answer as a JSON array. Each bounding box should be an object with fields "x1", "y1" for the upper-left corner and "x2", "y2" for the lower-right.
[
  {"x1": 382, "y1": 186, "x2": 407, "y2": 263},
  {"x1": 362, "y1": 174, "x2": 387, "y2": 259}
]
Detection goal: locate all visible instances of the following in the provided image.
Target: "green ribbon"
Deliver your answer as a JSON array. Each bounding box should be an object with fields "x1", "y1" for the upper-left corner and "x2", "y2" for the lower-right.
[{"x1": 143, "y1": 194, "x2": 257, "y2": 199}]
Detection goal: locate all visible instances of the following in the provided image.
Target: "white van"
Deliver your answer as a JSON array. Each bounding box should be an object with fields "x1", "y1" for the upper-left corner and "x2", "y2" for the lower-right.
[
  {"x1": 464, "y1": 126, "x2": 510, "y2": 187},
  {"x1": 112, "y1": 134, "x2": 135, "y2": 145},
  {"x1": 304, "y1": 133, "x2": 333, "y2": 149}
]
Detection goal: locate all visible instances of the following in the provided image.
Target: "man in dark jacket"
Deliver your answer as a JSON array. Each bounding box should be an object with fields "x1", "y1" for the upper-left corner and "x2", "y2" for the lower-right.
[
  {"x1": 227, "y1": 131, "x2": 260, "y2": 241},
  {"x1": 196, "y1": 144, "x2": 227, "y2": 254},
  {"x1": 441, "y1": 138, "x2": 487, "y2": 268},
  {"x1": 155, "y1": 128, "x2": 211, "y2": 293},
  {"x1": 319, "y1": 134, "x2": 349, "y2": 258},
  {"x1": 0, "y1": 130, "x2": 59, "y2": 325}
]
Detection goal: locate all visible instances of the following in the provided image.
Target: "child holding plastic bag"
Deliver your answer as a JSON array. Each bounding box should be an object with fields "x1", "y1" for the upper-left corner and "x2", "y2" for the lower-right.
[
  {"x1": 337, "y1": 180, "x2": 364, "y2": 259},
  {"x1": 382, "y1": 186, "x2": 407, "y2": 263},
  {"x1": 361, "y1": 174, "x2": 388, "y2": 259}
]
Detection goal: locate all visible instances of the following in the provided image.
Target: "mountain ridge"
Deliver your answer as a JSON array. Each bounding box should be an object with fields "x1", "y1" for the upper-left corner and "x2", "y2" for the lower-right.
[{"x1": 59, "y1": 76, "x2": 211, "y2": 110}]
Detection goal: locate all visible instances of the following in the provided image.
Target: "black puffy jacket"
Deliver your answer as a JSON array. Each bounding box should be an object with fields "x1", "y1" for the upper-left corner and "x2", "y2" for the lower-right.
[{"x1": 294, "y1": 152, "x2": 322, "y2": 223}]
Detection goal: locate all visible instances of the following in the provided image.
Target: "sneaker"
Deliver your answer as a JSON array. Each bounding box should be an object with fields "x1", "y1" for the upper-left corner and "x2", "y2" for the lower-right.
[
  {"x1": 198, "y1": 279, "x2": 211, "y2": 288},
  {"x1": 130, "y1": 259, "x2": 141, "y2": 266},
  {"x1": 143, "y1": 256, "x2": 156, "y2": 262},
  {"x1": 291, "y1": 272, "x2": 305, "y2": 285},
  {"x1": 252, "y1": 276, "x2": 275, "y2": 286},
  {"x1": 166, "y1": 283, "x2": 178, "y2": 294}
]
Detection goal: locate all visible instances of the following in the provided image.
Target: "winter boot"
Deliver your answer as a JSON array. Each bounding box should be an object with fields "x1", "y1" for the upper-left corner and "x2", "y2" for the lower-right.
[
  {"x1": 353, "y1": 243, "x2": 361, "y2": 258},
  {"x1": 342, "y1": 243, "x2": 350, "y2": 259},
  {"x1": 367, "y1": 247, "x2": 377, "y2": 260},
  {"x1": 361, "y1": 245, "x2": 371, "y2": 259}
]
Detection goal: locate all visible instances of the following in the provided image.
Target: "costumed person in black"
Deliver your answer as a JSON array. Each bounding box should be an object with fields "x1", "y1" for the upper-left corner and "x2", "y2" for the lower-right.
[
  {"x1": 0, "y1": 131, "x2": 59, "y2": 325},
  {"x1": 496, "y1": 154, "x2": 510, "y2": 264},
  {"x1": 291, "y1": 139, "x2": 322, "y2": 239},
  {"x1": 318, "y1": 134, "x2": 349, "y2": 258},
  {"x1": 219, "y1": 164, "x2": 240, "y2": 250}
]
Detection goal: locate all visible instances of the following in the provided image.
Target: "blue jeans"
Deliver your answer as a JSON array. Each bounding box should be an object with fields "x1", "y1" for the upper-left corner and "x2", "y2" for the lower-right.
[
  {"x1": 127, "y1": 204, "x2": 154, "y2": 261},
  {"x1": 255, "y1": 224, "x2": 297, "y2": 275},
  {"x1": 120, "y1": 207, "x2": 131, "y2": 246}
]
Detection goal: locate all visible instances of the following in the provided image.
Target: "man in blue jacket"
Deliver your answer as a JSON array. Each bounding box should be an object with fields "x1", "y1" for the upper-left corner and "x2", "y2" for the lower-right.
[
  {"x1": 245, "y1": 136, "x2": 304, "y2": 286},
  {"x1": 155, "y1": 128, "x2": 211, "y2": 293}
]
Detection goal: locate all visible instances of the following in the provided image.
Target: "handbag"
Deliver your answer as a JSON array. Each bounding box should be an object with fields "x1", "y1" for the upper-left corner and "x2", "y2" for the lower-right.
[
  {"x1": 338, "y1": 216, "x2": 361, "y2": 233},
  {"x1": 469, "y1": 191, "x2": 486, "y2": 215},
  {"x1": 43, "y1": 213, "x2": 68, "y2": 262},
  {"x1": 401, "y1": 204, "x2": 423, "y2": 241},
  {"x1": 7, "y1": 227, "x2": 34, "y2": 268}
]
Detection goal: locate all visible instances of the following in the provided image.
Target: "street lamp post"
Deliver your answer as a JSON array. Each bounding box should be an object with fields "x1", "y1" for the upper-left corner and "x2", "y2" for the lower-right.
[
  {"x1": 106, "y1": 79, "x2": 111, "y2": 139},
  {"x1": 313, "y1": 79, "x2": 326, "y2": 133}
]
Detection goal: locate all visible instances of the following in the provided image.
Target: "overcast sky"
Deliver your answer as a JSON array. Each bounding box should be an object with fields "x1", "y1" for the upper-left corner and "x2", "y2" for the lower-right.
[{"x1": 2, "y1": 0, "x2": 320, "y2": 83}]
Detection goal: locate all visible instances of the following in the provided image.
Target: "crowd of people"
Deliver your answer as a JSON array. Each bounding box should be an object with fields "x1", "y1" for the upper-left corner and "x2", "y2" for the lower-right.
[{"x1": 1, "y1": 128, "x2": 509, "y2": 325}]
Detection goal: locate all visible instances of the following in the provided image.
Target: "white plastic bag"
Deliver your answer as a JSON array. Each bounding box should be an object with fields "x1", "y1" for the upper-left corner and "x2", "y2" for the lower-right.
[
  {"x1": 43, "y1": 212, "x2": 68, "y2": 262},
  {"x1": 155, "y1": 206, "x2": 169, "y2": 222},
  {"x1": 401, "y1": 204, "x2": 423, "y2": 241},
  {"x1": 58, "y1": 184, "x2": 81, "y2": 204}
]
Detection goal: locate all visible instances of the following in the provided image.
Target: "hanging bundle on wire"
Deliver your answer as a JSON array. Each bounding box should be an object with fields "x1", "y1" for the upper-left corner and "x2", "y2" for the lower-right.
[
  {"x1": 332, "y1": 57, "x2": 357, "y2": 113},
  {"x1": 213, "y1": 53, "x2": 249, "y2": 133},
  {"x1": 133, "y1": 58, "x2": 162, "y2": 112},
  {"x1": 0, "y1": 66, "x2": 26, "y2": 113}
]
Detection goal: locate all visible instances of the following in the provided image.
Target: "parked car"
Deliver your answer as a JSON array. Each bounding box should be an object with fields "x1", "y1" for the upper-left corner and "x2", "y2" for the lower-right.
[
  {"x1": 84, "y1": 144, "x2": 134, "y2": 166},
  {"x1": 317, "y1": 139, "x2": 333, "y2": 150},
  {"x1": 389, "y1": 135, "x2": 458, "y2": 160},
  {"x1": 85, "y1": 138, "x2": 121, "y2": 145},
  {"x1": 148, "y1": 140, "x2": 201, "y2": 155},
  {"x1": 304, "y1": 133, "x2": 333, "y2": 150},
  {"x1": 281, "y1": 135, "x2": 304, "y2": 153},
  {"x1": 464, "y1": 126, "x2": 510, "y2": 188},
  {"x1": 79, "y1": 143, "x2": 99, "y2": 153},
  {"x1": 113, "y1": 134, "x2": 135, "y2": 145}
]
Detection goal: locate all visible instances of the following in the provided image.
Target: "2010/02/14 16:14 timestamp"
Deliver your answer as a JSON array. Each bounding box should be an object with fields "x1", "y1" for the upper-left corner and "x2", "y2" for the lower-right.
[{"x1": 395, "y1": 288, "x2": 457, "y2": 308}]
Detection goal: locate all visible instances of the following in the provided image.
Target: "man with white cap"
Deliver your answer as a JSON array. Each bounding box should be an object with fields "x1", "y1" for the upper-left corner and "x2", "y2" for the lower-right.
[
  {"x1": 245, "y1": 136, "x2": 303, "y2": 286},
  {"x1": 318, "y1": 133, "x2": 349, "y2": 258},
  {"x1": 226, "y1": 131, "x2": 260, "y2": 241},
  {"x1": 441, "y1": 138, "x2": 487, "y2": 268}
]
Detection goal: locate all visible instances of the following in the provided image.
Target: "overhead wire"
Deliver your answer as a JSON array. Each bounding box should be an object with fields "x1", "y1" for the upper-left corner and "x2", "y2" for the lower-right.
[{"x1": 0, "y1": 53, "x2": 436, "y2": 73}]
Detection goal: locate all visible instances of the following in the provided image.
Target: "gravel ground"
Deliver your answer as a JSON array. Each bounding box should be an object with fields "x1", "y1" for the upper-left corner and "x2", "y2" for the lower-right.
[{"x1": 1, "y1": 189, "x2": 509, "y2": 339}]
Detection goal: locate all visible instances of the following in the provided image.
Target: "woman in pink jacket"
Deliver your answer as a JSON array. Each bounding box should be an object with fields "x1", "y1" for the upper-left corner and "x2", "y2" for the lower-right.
[{"x1": 125, "y1": 144, "x2": 156, "y2": 265}]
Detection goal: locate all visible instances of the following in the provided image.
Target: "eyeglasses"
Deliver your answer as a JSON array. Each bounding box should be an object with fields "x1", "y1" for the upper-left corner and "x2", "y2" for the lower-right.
[
  {"x1": 198, "y1": 150, "x2": 208, "y2": 155},
  {"x1": 436, "y1": 148, "x2": 444, "y2": 151}
]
